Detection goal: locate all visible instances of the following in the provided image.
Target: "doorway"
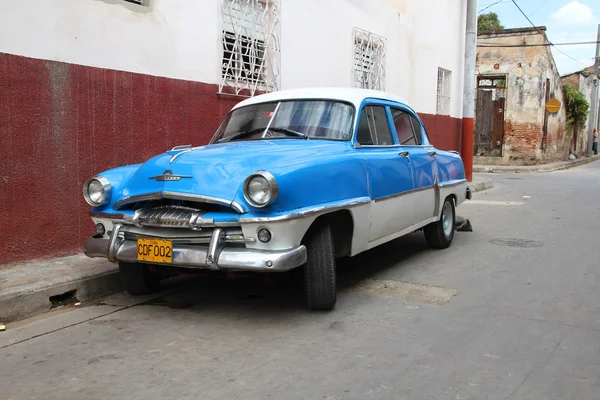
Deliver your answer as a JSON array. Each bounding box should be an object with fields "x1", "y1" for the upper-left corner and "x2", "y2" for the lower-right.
[{"x1": 475, "y1": 75, "x2": 507, "y2": 156}]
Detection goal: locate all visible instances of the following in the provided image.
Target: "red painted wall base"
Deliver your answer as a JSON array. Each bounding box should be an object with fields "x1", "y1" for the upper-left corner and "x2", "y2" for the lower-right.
[
  {"x1": 0, "y1": 53, "x2": 462, "y2": 264},
  {"x1": 461, "y1": 117, "x2": 474, "y2": 182}
]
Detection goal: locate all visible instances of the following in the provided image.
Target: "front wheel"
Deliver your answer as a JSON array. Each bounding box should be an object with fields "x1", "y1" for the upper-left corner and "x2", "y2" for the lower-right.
[
  {"x1": 424, "y1": 197, "x2": 455, "y2": 249},
  {"x1": 303, "y1": 223, "x2": 337, "y2": 310},
  {"x1": 119, "y1": 262, "x2": 161, "y2": 295}
]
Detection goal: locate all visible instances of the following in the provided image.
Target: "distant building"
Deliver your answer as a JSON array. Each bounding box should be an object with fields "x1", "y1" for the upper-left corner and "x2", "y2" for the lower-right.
[
  {"x1": 475, "y1": 27, "x2": 574, "y2": 165},
  {"x1": 561, "y1": 66, "x2": 600, "y2": 134}
]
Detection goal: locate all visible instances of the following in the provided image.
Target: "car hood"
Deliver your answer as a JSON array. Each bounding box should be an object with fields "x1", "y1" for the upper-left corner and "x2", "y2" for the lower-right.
[{"x1": 118, "y1": 140, "x2": 353, "y2": 209}]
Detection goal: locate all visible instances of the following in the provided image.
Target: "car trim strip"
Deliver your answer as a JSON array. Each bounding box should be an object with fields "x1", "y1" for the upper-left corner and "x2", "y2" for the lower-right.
[
  {"x1": 89, "y1": 212, "x2": 126, "y2": 220},
  {"x1": 373, "y1": 184, "x2": 434, "y2": 203},
  {"x1": 433, "y1": 174, "x2": 440, "y2": 217},
  {"x1": 238, "y1": 197, "x2": 371, "y2": 223},
  {"x1": 372, "y1": 178, "x2": 466, "y2": 206},
  {"x1": 439, "y1": 179, "x2": 467, "y2": 188}
]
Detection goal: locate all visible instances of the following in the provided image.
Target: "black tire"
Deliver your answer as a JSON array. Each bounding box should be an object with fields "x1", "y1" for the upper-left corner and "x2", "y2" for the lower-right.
[
  {"x1": 119, "y1": 262, "x2": 161, "y2": 295},
  {"x1": 424, "y1": 197, "x2": 456, "y2": 249},
  {"x1": 303, "y1": 223, "x2": 337, "y2": 310}
]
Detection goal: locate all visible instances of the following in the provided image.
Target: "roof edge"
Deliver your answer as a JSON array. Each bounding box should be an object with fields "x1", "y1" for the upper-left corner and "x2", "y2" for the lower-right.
[{"x1": 478, "y1": 26, "x2": 547, "y2": 37}]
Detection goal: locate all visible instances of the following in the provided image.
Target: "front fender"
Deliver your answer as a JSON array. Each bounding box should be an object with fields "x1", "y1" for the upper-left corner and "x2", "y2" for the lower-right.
[
  {"x1": 89, "y1": 164, "x2": 142, "y2": 212},
  {"x1": 232, "y1": 153, "x2": 369, "y2": 213}
]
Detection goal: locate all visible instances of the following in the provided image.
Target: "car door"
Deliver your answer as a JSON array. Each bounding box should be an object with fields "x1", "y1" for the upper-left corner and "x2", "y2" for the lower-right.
[
  {"x1": 389, "y1": 107, "x2": 438, "y2": 225},
  {"x1": 354, "y1": 103, "x2": 415, "y2": 242}
]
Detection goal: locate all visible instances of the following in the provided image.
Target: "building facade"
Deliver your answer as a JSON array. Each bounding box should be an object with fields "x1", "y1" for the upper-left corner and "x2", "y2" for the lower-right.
[
  {"x1": 475, "y1": 27, "x2": 571, "y2": 165},
  {"x1": 0, "y1": 0, "x2": 469, "y2": 264},
  {"x1": 561, "y1": 66, "x2": 600, "y2": 136}
]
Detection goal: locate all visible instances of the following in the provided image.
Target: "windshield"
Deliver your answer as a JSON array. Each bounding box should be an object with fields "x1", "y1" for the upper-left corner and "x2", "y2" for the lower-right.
[{"x1": 211, "y1": 100, "x2": 354, "y2": 143}]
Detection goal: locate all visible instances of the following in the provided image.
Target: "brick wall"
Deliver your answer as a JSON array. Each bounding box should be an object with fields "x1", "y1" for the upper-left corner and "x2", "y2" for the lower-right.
[
  {"x1": 560, "y1": 74, "x2": 579, "y2": 88},
  {"x1": 503, "y1": 121, "x2": 542, "y2": 160}
]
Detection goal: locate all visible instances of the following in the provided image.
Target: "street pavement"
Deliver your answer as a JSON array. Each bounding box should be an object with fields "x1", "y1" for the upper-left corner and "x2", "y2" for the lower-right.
[{"x1": 2, "y1": 163, "x2": 600, "y2": 400}]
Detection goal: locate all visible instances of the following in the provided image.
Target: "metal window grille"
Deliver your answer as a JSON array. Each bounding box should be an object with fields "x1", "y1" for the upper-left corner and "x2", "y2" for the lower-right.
[
  {"x1": 352, "y1": 28, "x2": 386, "y2": 91},
  {"x1": 436, "y1": 68, "x2": 452, "y2": 115},
  {"x1": 220, "y1": 0, "x2": 280, "y2": 97}
]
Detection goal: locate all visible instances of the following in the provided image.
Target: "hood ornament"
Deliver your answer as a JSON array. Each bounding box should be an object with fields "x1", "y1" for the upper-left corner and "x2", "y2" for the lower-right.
[{"x1": 149, "y1": 170, "x2": 193, "y2": 181}]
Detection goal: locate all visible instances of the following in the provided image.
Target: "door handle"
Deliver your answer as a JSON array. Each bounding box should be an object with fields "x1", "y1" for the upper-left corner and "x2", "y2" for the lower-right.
[
  {"x1": 428, "y1": 151, "x2": 437, "y2": 157},
  {"x1": 399, "y1": 151, "x2": 410, "y2": 159}
]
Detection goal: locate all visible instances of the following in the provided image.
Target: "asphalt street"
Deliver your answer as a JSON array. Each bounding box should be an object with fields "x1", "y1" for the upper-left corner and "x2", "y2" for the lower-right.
[{"x1": 2, "y1": 163, "x2": 600, "y2": 400}]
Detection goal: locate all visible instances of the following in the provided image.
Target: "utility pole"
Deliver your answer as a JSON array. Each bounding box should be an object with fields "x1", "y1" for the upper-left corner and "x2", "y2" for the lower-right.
[
  {"x1": 461, "y1": 0, "x2": 478, "y2": 181},
  {"x1": 587, "y1": 24, "x2": 599, "y2": 157}
]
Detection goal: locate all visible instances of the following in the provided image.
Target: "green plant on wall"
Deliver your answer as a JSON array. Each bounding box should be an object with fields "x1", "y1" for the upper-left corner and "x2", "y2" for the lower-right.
[{"x1": 563, "y1": 84, "x2": 589, "y2": 128}]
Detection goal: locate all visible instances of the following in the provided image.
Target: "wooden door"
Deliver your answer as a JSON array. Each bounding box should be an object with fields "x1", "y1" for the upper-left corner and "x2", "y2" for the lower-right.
[
  {"x1": 475, "y1": 89, "x2": 493, "y2": 151},
  {"x1": 492, "y1": 97, "x2": 505, "y2": 150}
]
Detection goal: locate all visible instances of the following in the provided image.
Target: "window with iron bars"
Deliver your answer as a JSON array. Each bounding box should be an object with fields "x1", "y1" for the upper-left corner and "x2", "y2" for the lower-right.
[
  {"x1": 436, "y1": 68, "x2": 452, "y2": 116},
  {"x1": 220, "y1": 0, "x2": 280, "y2": 97},
  {"x1": 352, "y1": 28, "x2": 386, "y2": 91},
  {"x1": 222, "y1": 32, "x2": 266, "y2": 85}
]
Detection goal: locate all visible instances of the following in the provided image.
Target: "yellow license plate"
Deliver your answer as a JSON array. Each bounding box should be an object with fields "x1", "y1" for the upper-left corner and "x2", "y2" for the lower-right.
[{"x1": 137, "y1": 238, "x2": 173, "y2": 264}]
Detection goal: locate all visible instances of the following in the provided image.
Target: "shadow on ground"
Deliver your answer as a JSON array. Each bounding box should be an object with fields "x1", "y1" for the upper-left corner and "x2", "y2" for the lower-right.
[{"x1": 125, "y1": 233, "x2": 432, "y2": 316}]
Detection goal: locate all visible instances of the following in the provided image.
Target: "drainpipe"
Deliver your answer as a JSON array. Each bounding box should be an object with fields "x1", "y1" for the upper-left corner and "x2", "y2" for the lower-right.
[
  {"x1": 461, "y1": 0, "x2": 478, "y2": 181},
  {"x1": 586, "y1": 24, "x2": 599, "y2": 157}
]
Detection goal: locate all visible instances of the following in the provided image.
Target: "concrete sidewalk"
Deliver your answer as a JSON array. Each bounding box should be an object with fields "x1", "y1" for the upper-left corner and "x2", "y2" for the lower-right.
[
  {"x1": 0, "y1": 176, "x2": 495, "y2": 324},
  {"x1": 474, "y1": 155, "x2": 600, "y2": 173},
  {"x1": 0, "y1": 255, "x2": 120, "y2": 323}
]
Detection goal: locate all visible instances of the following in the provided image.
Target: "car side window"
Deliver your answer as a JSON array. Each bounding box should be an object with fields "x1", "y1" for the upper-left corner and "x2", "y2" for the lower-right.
[
  {"x1": 409, "y1": 115, "x2": 424, "y2": 145},
  {"x1": 390, "y1": 108, "x2": 417, "y2": 145},
  {"x1": 356, "y1": 106, "x2": 394, "y2": 146}
]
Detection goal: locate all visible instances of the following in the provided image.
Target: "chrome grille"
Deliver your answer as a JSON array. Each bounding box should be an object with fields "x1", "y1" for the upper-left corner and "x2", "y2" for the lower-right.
[
  {"x1": 135, "y1": 206, "x2": 214, "y2": 229},
  {"x1": 137, "y1": 206, "x2": 196, "y2": 228}
]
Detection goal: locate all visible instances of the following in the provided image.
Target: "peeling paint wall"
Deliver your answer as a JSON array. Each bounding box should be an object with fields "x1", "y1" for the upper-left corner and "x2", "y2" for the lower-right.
[
  {"x1": 561, "y1": 71, "x2": 596, "y2": 151},
  {"x1": 476, "y1": 29, "x2": 570, "y2": 163},
  {"x1": 539, "y1": 45, "x2": 570, "y2": 160}
]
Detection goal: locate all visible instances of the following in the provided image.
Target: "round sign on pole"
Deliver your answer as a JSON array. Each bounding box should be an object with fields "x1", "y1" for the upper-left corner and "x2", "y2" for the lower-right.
[{"x1": 545, "y1": 98, "x2": 561, "y2": 113}]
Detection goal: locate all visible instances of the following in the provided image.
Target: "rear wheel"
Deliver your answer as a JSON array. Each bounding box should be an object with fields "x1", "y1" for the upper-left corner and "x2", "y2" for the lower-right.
[
  {"x1": 119, "y1": 262, "x2": 161, "y2": 295},
  {"x1": 424, "y1": 197, "x2": 455, "y2": 249},
  {"x1": 303, "y1": 223, "x2": 337, "y2": 310}
]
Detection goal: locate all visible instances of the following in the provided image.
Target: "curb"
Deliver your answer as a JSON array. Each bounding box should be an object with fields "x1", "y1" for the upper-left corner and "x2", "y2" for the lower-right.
[
  {"x1": 470, "y1": 177, "x2": 494, "y2": 193},
  {"x1": 473, "y1": 155, "x2": 600, "y2": 174},
  {"x1": 0, "y1": 255, "x2": 121, "y2": 323}
]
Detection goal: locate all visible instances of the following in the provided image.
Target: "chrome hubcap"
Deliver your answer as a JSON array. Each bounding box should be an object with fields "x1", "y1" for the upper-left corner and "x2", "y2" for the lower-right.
[{"x1": 442, "y1": 201, "x2": 453, "y2": 237}]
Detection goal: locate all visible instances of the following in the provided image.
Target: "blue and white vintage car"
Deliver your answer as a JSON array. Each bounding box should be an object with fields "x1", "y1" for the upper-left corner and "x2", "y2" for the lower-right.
[{"x1": 83, "y1": 88, "x2": 471, "y2": 310}]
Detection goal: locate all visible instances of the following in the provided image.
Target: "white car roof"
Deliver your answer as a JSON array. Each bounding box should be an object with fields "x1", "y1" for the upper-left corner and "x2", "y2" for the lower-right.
[{"x1": 231, "y1": 87, "x2": 410, "y2": 110}]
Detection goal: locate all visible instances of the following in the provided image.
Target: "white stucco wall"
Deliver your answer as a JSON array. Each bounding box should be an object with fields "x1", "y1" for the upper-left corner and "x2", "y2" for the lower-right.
[
  {"x1": 281, "y1": 0, "x2": 467, "y2": 117},
  {"x1": 0, "y1": 0, "x2": 467, "y2": 118},
  {"x1": 407, "y1": 0, "x2": 467, "y2": 117},
  {"x1": 578, "y1": 74, "x2": 597, "y2": 135},
  {"x1": 0, "y1": 0, "x2": 221, "y2": 83}
]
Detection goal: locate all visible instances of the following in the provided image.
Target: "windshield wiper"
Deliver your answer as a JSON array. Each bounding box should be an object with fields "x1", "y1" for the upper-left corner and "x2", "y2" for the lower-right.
[
  {"x1": 218, "y1": 127, "x2": 308, "y2": 143},
  {"x1": 217, "y1": 128, "x2": 266, "y2": 143},
  {"x1": 268, "y1": 127, "x2": 308, "y2": 139}
]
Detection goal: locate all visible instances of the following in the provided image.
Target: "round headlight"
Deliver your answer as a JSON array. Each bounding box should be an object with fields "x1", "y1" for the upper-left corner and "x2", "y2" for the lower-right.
[
  {"x1": 83, "y1": 176, "x2": 111, "y2": 207},
  {"x1": 243, "y1": 171, "x2": 278, "y2": 208}
]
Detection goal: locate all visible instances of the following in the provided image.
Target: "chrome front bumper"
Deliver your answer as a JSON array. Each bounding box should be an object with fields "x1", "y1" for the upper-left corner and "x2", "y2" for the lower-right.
[{"x1": 84, "y1": 224, "x2": 307, "y2": 272}]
